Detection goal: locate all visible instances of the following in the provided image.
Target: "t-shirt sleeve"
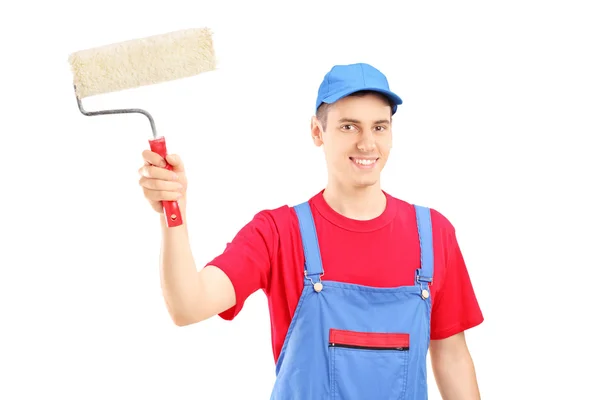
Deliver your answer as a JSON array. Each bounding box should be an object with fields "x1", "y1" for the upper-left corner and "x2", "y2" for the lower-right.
[
  {"x1": 430, "y1": 212, "x2": 484, "y2": 340},
  {"x1": 204, "y1": 210, "x2": 278, "y2": 321}
]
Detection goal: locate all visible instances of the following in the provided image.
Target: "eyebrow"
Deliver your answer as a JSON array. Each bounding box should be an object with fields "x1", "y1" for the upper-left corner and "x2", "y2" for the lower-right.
[{"x1": 338, "y1": 118, "x2": 390, "y2": 125}]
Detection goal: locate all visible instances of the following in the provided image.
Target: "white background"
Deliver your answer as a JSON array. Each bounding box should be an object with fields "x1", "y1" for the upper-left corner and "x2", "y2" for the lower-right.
[{"x1": 1, "y1": 0, "x2": 599, "y2": 399}]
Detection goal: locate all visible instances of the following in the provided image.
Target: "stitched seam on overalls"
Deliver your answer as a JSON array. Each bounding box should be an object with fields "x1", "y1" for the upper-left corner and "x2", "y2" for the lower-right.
[
  {"x1": 276, "y1": 287, "x2": 310, "y2": 370},
  {"x1": 331, "y1": 348, "x2": 336, "y2": 400},
  {"x1": 309, "y1": 284, "x2": 420, "y2": 293},
  {"x1": 402, "y1": 352, "x2": 409, "y2": 397}
]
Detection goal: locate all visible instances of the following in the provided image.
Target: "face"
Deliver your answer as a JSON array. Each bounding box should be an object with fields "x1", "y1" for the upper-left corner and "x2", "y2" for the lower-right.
[{"x1": 311, "y1": 93, "x2": 393, "y2": 189}]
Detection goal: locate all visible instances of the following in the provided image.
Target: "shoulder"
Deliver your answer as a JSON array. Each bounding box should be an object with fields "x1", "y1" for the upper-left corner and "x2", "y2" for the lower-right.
[
  {"x1": 250, "y1": 193, "x2": 324, "y2": 226},
  {"x1": 385, "y1": 192, "x2": 457, "y2": 239},
  {"x1": 242, "y1": 202, "x2": 303, "y2": 237},
  {"x1": 391, "y1": 196, "x2": 464, "y2": 277}
]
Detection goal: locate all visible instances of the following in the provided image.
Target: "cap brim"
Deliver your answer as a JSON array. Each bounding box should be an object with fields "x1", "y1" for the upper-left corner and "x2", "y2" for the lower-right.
[{"x1": 323, "y1": 87, "x2": 403, "y2": 113}]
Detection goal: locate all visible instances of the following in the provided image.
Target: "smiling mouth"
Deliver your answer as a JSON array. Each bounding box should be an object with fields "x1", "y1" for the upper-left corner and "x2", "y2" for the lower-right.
[{"x1": 350, "y1": 157, "x2": 378, "y2": 168}]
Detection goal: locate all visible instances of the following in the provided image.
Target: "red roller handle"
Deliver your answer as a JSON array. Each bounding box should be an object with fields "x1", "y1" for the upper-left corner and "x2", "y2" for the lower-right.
[{"x1": 148, "y1": 136, "x2": 183, "y2": 227}]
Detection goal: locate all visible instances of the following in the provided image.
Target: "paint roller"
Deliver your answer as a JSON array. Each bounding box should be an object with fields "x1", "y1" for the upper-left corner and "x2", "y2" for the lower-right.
[{"x1": 68, "y1": 28, "x2": 217, "y2": 227}]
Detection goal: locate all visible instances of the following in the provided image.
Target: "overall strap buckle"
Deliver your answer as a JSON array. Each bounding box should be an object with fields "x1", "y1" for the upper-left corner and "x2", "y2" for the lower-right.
[{"x1": 416, "y1": 274, "x2": 432, "y2": 299}]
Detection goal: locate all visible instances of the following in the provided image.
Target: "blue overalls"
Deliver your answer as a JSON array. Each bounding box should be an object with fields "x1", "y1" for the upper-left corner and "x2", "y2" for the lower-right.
[{"x1": 270, "y1": 201, "x2": 434, "y2": 400}]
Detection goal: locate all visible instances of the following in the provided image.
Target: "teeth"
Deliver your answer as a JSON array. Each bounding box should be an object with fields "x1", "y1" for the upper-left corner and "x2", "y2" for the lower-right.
[{"x1": 353, "y1": 158, "x2": 376, "y2": 165}]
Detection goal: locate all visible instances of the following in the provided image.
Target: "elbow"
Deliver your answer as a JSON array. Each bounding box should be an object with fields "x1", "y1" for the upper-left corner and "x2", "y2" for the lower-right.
[
  {"x1": 172, "y1": 315, "x2": 193, "y2": 327},
  {"x1": 171, "y1": 313, "x2": 198, "y2": 327},
  {"x1": 163, "y1": 296, "x2": 207, "y2": 327},
  {"x1": 170, "y1": 309, "x2": 207, "y2": 327}
]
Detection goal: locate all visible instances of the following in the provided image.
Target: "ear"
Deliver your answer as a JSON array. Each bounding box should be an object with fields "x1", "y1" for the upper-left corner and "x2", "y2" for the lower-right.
[
  {"x1": 311, "y1": 116, "x2": 324, "y2": 147},
  {"x1": 389, "y1": 116, "x2": 393, "y2": 149}
]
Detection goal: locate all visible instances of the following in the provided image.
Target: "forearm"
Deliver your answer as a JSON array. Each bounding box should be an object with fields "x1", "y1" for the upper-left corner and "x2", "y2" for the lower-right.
[
  {"x1": 158, "y1": 203, "x2": 202, "y2": 325},
  {"x1": 431, "y1": 335, "x2": 481, "y2": 400}
]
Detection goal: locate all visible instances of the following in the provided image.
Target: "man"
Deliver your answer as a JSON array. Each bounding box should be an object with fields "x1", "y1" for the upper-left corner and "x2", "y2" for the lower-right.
[{"x1": 138, "y1": 63, "x2": 483, "y2": 399}]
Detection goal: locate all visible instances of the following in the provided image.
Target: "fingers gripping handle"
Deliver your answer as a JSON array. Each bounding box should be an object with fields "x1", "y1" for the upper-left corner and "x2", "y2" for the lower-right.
[{"x1": 148, "y1": 137, "x2": 183, "y2": 227}]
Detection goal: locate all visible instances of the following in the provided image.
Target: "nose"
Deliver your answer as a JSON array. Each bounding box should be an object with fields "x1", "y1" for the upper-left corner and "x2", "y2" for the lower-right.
[{"x1": 357, "y1": 131, "x2": 376, "y2": 152}]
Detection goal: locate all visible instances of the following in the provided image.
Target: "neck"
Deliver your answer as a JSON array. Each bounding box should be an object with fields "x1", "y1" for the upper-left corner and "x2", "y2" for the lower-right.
[{"x1": 322, "y1": 181, "x2": 387, "y2": 220}]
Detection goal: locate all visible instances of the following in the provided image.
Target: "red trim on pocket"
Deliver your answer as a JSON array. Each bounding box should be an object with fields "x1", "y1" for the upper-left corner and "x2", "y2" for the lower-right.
[{"x1": 329, "y1": 328, "x2": 409, "y2": 348}]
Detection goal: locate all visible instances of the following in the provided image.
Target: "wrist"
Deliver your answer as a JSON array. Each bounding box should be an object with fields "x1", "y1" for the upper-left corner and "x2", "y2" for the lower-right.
[{"x1": 159, "y1": 198, "x2": 187, "y2": 231}]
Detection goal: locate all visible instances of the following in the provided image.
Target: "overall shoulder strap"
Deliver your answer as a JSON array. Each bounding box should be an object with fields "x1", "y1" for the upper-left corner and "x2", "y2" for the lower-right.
[
  {"x1": 293, "y1": 201, "x2": 324, "y2": 279},
  {"x1": 414, "y1": 204, "x2": 434, "y2": 285}
]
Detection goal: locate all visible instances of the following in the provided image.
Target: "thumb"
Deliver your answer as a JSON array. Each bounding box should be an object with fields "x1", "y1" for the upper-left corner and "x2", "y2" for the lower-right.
[{"x1": 166, "y1": 154, "x2": 185, "y2": 171}]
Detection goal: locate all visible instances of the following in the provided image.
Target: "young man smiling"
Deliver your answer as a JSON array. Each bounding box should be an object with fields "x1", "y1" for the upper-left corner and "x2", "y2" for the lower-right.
[{"x1": 139, "y1": 63, "x2": 483, "y2": 399}]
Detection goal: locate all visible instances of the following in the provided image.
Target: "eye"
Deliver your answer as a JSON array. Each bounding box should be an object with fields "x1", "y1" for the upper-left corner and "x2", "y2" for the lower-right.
[
  {"x1": 374, "y1": 126, "x2": 387, "y2": 132},
  {"x1": 341, "y1": 124, "x2": 356, "y2": 131}
]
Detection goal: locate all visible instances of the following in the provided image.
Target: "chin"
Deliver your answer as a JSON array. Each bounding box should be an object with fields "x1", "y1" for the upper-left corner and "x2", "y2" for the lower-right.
[{"x1": 353, "y1": 177, "x2": 380, "y2": 188}]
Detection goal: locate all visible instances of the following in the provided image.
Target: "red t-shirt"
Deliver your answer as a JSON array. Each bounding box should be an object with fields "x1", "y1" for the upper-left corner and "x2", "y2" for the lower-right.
[{"x1": 206, "y1": 190, "x2": 484, "y2": 363}]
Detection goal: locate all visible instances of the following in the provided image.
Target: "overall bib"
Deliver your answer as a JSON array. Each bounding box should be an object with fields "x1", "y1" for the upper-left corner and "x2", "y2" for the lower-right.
[{"x1": 270, "y1": 202, "x2": 433, "y2": 400}]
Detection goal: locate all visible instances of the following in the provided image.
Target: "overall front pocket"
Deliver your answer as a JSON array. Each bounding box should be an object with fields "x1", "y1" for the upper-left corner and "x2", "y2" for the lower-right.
[{"x1": 329, "y1": 328, "x2": 410, "y2": 400}]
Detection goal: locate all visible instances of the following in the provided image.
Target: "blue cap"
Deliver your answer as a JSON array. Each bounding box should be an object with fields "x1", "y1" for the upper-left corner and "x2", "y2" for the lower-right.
[{"x1": 315, "y1": 63, "x2": 403, "y2": 114}]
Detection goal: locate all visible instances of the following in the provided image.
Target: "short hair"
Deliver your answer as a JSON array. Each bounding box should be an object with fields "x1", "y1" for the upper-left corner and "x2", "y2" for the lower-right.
[{"x1": 315, "y1": 90, "x2": 394, "y2": 130}]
